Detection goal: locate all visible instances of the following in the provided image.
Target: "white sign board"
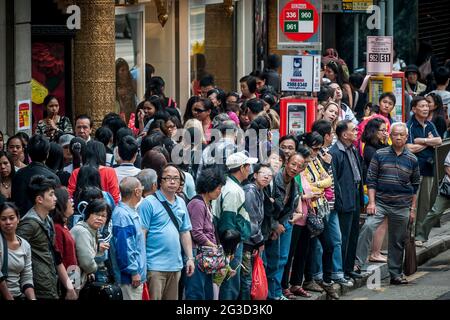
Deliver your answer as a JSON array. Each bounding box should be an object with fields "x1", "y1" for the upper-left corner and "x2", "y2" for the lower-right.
[
  {"x1": 281, "y1": 55, "x2": 321, "y2": 92},
  {"x1": 367, "y1": 36, "x2": 393, "y2": 75}
]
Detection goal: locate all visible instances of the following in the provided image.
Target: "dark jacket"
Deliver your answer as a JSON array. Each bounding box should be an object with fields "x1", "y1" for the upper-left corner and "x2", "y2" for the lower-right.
[
  {"x1": 330, "y1": 140, "x2": 364, "y2": 213},
  {"x1": 11, "y1": 162, "x2": 61, "y2": 217},
  {"x1": 272, "y1": 171, "x2": 300, "y2": 225},
  {"x1": 243, "y1": 183, "x2": 264, "y2": 247},
  {"x1": 17, "y1": 208, "x2": 61, "y2": 299},
  {"x1": 261, "y1": 185, "x2": 278, "y2": 241}
]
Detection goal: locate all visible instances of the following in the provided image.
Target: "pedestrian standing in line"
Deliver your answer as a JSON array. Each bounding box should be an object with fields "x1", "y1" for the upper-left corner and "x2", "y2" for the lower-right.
[
  {"x1": 355, "y1": 123, "x2": 420, "y2": 285},
  {"x1": 406, "y1": 96, "x2": 442, "y2": 246}
]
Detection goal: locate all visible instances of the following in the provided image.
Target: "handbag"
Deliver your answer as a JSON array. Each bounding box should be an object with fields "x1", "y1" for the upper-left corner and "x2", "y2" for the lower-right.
[
  {"x1": 250, "y1": 254, "x2": 268, "y2": 300},
  {"x1": 306, "y1": 207, "x2": 324, "y2": 238},
  {"x1": 196, "y1": 245, "x2": 227, "y2": 274},
  {"x1": 79, "y1": 281, "x2": 123, "y2": 301},
  {"x1": 403, "y1": 222, "x2": 417, "y2": 276},
  {"x1": 438, "y1": 179, "x2": 450, "y2": 198}
]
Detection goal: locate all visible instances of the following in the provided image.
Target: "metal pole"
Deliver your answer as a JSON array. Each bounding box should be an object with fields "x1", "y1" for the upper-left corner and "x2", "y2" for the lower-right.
[
  {"x1": 386, "y1": 0, "x2": 394, "y2": 36},
  {"x1": 378, "y1": 0, "x2": 386, "y2": 36},
  {"x1": 354, "y1": 14, "x2": 359, "y2": 71}
]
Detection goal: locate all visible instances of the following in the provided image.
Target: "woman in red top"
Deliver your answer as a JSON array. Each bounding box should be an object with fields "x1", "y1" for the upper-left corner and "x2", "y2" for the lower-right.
[
  {"x1": 51, "y1": 187, "x2": 78, "y2": 270},
  {"x1": 67, "y1": 141, "x2": 120, "y2": 204}
]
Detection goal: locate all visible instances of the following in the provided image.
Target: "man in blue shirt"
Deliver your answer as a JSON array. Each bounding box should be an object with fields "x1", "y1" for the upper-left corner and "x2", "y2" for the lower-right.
[
  {"x1": 406, "y1": 96, "x2": 442, "y2": 245},
  {"x1": 112, "y1": 177, "x2": 147, "y2": 300},
  {"x1": 139, "y1": 164, "x2": 195, "y2": 300}
]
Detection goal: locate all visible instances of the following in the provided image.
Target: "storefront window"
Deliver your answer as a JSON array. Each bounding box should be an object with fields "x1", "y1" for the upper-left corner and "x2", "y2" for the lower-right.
[
  {"x1": 115, "y1": 6, "x2": 144, "y2": 123},
  {"x1": 190, "y1": 1, "x2": 236, "y2": 95}
]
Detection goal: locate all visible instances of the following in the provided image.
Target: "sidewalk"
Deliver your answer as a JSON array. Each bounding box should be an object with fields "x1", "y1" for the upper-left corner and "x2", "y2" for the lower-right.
[{"x1": 301, "y1": 212, "x2": 450, "y2": 300}]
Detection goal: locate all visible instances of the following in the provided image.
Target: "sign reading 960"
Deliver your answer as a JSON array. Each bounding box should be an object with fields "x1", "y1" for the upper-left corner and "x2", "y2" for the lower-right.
[{"x1": 280, "y1": 0, "x2": 319, "y2": 42}]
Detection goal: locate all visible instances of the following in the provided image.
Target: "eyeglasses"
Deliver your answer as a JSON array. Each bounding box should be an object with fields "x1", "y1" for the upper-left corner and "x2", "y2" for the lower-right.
[
  {"x1": 93, "y1": 213, "x2": 107, "y2": 219},
  {"x1": 161, "y1": 176, "x2": 181, "y2": 182},
  {"x1": 280, "y1": 145, "x2": 296, "y2": 151},
  {"x1": 193, "y1": 108, "x2": 207, "y2": 113}
]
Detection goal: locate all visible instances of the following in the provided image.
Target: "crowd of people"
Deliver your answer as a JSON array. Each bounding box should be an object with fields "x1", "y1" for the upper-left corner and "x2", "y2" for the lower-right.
[{"x1": 1, "y1": 50, "x2": 450, "y2": 301}]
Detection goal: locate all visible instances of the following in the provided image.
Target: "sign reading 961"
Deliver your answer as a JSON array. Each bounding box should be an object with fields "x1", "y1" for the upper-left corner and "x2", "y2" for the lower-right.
[{"x1": 278, "y1": 0, "x2": 321, "y2": 50}]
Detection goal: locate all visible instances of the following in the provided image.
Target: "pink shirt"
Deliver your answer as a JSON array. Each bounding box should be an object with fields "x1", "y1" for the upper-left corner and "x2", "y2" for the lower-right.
[{"x1": 294, "y1": 173, "x2": 313, "y2": 227}]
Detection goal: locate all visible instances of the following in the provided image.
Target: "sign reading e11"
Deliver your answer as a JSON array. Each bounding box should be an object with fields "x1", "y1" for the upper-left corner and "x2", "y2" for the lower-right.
[{"x1": 278, "y1": 0, "x2": 322, "y2": 51}]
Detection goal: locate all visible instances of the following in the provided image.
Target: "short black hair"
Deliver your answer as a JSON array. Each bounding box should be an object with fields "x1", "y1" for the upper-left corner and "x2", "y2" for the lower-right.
[
  {"x1": 297, "y1": 132, "x2": 324, "y2": 148},
  {"x1": 279, "y1": 134, "x2": 299, "y2": 150},
  {"x1": 28, "y1": 175, "x2": 57, "y2": 204},
  {"x1": 411, "y1": 96, "x2": 427, "y2": 109},
  {"x1": 335, "y1": 120, "x2": 352, "y2": 139},
  {"x1": 28, "y1": 134, "x2": 50, "y2": 162},
  {"x1": 312, "y1": 120, "x2": 332, "y2": 137},
  {"x1": 245, "y1": 98, "x2": 264, "y2": 115},
  {"x1": 46, "y1": 142, "x2": 64, "y2": 171},
  {"x1": 157, "y1": 163, "x2": 184, "y2": 188},
  {"x1": 75, "y1": 114, "x2": 92, "y2": 128},
  {"x1": 118, "y1": 135, "x2": 139, "y2": 161},
  {"x1": 199, "y1": 74, "x2": 215, "y2": 87},
  {"x1": 379, "y1": 92, "x2": 396, "y2": 105},
  {"x1": 196, "y1": 166, "x2": 227, "y2": 194},
  {"x1": 43, "y1": 95, "x2": 58, "y2": 107},
  {"x1": 267, "y1": 54, "x2": 281, "y2": 69},
  {"x1": 245, "y1": 76, "x2": 258, "y2": 94},
  {"x1": 297, "y1": 146, "x2": 312, "y2": 159},
  {"x1": 434, "y1": 66, "x2": 450, "y2": 86},
  {"x1": 84, "y1": 198, "x2": 109, "y2": 222}
]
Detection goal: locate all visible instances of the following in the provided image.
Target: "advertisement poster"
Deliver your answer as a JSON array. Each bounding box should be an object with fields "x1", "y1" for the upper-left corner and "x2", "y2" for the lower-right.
[
  {"x1": 367, "y1": 36, "x2": 393, "y2": 75},
  {"x1": 287, "y1": 104, "x2": 306, "y2": 136},
  {"x1": 392, "y1": 77, "x2": 404, "y2": 122},
  {"x1": 32, "y1": 41, "x2": 66, "y2": 128},
  {"x1": 281, "y1": 55, "x2": 320, "y2": 92},
  {"x1": 17, "y1": 100, "x2": 32, "y2": 131}
]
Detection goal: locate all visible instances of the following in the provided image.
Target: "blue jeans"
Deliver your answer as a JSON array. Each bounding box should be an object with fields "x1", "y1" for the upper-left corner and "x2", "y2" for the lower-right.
[
  {"x1": 219, "y1": 242, "x2": 243, "y2": 300},
  {"x1": 263, "y1": 222, "x2": 293, "y2": 298},
  {"x1": 184, "y1": 249, "x2": 213, "y2": 300},
  {"x1": 305, "y1": 211, "x2": 341, "y2": 283},
  {"x1": 263, "y1": 235, "x2": 280, "y2": 299}
]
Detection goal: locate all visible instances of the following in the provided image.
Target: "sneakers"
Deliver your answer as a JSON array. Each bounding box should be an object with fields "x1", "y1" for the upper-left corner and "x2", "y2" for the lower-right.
[
  {"x1": 319, "y1": 281, "x2": 339, "y2": 300},
  {"x1": 302, "y1": 280, "x2": 325, "y2": 293},
  {"x1": 333, "y1": 277, "x2": 354, "y2": 288},
  {"x1": 276, "y1": 295, "x2": 290, "y2": 300},
  {"x1": 415, "y1": 240, "x2": 424, "y2": 247}
]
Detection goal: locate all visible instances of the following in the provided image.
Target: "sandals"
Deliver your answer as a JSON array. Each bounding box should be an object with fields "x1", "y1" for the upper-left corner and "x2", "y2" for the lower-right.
[{"x1": 290, "y1": 286, "x2": 312, "y2": 298}]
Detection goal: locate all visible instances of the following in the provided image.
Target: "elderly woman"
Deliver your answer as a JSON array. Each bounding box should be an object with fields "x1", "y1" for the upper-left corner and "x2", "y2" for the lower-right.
[
  {"x1": 0, "y1": 202, "x2": 36, "y2": 300},
  {"x1": 71, "y1": 199, "x2": 109, "y2": 286},
  {"x1": 184, "y1": 167, "x2": 226, "y2": 300},
  {"x1": 36, "y1": 95, "x2": 73, "y2": 142}
]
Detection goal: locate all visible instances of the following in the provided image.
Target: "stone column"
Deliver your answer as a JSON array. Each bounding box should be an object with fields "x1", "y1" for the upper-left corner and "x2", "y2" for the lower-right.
[{"x1": 73, "y1": 0, "x2": 115, "y2": 129}]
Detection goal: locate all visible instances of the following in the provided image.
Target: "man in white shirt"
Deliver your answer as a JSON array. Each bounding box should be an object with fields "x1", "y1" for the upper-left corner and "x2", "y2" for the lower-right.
[{"x1": 114, "y1": 135, "x2": 141, "y2": 183}]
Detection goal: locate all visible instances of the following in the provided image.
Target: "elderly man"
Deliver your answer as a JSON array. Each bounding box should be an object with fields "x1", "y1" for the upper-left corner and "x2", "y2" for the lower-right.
[
  {"x1": 112, "y1": 177, "x2": 147, "y2": 300},
  {"x1": 406, "y1": 96, "x2": 442, "y2": 246},
  {"x1": 135, "y1": 169, "x2": 158, "y2": 198},
  {"x1": 356, "y1": 123, "x2": 420, "y2": 285},
  {"x1": 139, "y1": 164, "x2": 195, "y2": 300}
]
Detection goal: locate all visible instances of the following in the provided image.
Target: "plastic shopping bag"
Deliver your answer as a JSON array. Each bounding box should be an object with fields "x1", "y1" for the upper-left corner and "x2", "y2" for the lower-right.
[{"x1": 250, "y1": 254, "x2": 268, "y2": 300}]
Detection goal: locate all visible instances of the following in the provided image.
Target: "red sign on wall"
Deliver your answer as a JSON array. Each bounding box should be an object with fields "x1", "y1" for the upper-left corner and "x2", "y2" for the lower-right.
[{"x1": 279, "y1": 0, "x2": 320, "y2": 42}]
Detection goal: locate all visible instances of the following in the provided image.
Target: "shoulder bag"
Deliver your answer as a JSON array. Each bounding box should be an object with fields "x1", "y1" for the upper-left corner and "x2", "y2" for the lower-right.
[
  {"x1": 403, "y1": 222, "x2": 417, "y2": 276},
  {"x1": 439, "y1": 178, "x2": 450, "y2": 198}
]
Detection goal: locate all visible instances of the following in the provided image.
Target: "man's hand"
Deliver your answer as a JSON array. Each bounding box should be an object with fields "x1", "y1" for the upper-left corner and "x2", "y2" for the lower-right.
[
  {"x1": 131, "y1": 274, "x2": 141, "y2": 288},
  {"x1": 186, "y1": 259, "x2": 195, "y2": 277},
  {"x1": 274, "y1": 223, "x2": 285, "y2": 235},
  {"x1": 366, "y1": 203, "x2": 376, "y2": 215},
  {"x1": 65, "y1": 288, "x2": 78, "y2": 300},
  {"x1": 320, "y1": 152, "x2": 332, "y2": 165},
  {"x1": 99, "y1": 242, "x2": 110, "y2": 253},
  {"x1": 409, "y1": 208, "x2": 416, "y2": 223},
  {"x1": 269, "y1": 231, "x2": 278, "y2": 240}
]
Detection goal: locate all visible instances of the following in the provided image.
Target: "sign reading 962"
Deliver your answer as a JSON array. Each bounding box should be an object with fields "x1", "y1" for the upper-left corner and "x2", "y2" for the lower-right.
[{"x1": 279, "y1": 0, "x2": 319, "y2": 42}]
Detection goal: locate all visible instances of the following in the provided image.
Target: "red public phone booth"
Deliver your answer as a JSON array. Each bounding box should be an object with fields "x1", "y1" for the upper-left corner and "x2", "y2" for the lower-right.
[{"x1": 279, "y1": 97, "x2": 317, "y2": 137}]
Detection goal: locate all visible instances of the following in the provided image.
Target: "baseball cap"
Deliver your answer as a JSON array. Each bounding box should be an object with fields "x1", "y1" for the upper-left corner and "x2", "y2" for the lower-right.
[
  {"x1": 59, "y1": 134, "x2": 75, "y2": 147},
  {"x1": 226, "y1": 151, "x2": 258, "y2": 169}
]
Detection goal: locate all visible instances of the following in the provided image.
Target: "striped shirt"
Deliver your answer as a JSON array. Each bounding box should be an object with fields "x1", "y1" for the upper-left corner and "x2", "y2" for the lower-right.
[{"x1": 366, "y1": 146, "x2": 420, "y2": 207}]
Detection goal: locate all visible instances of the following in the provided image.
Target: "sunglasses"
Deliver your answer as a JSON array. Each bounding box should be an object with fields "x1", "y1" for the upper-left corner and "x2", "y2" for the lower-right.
[{"x1": 193, "y1": 108, "x2": 207, "y2": 113}]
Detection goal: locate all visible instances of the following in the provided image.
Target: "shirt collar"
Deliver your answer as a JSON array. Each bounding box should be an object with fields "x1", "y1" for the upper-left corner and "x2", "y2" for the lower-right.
[{"x1": 229, "y1": 175, "x2": 241, "y2": 186}]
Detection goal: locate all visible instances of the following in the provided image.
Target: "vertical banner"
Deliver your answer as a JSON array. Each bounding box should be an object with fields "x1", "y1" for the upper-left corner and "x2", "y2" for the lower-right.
[{"x1": 17, "y1": 100, "x2": 32, "y2": 131}]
